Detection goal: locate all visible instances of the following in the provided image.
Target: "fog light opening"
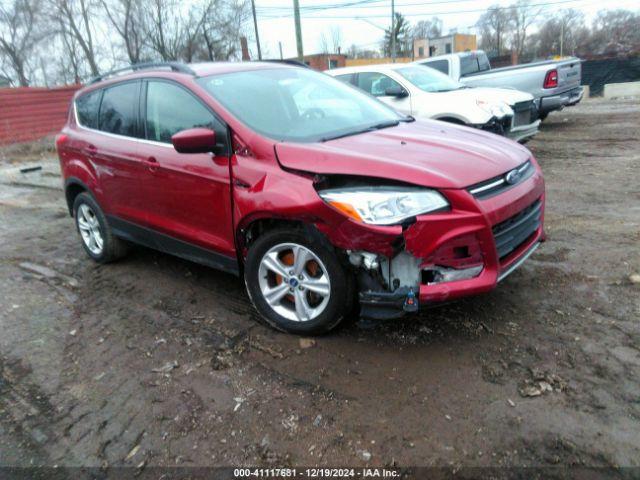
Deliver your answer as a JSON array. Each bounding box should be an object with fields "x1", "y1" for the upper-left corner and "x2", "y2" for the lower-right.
[{"x1": 422, "y1": 265, "x2": 483, "y2": 285}]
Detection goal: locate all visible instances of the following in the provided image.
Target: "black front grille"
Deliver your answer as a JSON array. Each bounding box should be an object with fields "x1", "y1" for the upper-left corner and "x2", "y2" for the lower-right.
[
  {"x1": 512, "y1": 100, "x2": 538, "y2": 126},
  {"x1": 492, "y1": 199, "x2": 542, "y2": 260}
]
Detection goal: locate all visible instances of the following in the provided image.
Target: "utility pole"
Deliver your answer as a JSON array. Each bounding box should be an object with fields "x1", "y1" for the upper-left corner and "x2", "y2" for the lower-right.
[
  {"x1": 279, "y1": 41, "x2": 284, "y2": 60},
  {"x1": 293, "y1": 0, "x2": 304, "y2": 61},
  {"x1": 391, "y1": 0, "x2": 396, "y2": 62},
  {"x1": 251, "y1": 0, "x2": 262, "y2": 60}
]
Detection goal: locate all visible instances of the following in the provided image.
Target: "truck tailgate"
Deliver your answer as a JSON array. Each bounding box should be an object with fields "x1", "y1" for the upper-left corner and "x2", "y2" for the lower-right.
[{"x1": 557, "y1": 59, "x2": 581, "y2": 90}]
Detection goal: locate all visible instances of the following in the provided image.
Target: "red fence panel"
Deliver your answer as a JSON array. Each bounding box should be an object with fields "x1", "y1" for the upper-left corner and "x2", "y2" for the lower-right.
[{"x1": 0, "y1": 85, "x2": 81, "y2": 145}]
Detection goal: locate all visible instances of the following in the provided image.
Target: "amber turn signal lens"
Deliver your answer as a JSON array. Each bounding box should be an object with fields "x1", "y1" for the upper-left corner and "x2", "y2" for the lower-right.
[{"x1": 326, "y1": 200, "x2": 363, "y2": 222}]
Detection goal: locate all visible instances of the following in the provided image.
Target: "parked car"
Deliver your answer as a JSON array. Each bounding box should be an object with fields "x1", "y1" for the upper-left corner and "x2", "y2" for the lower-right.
[
  {"x1": 413, "y1": 50, "x2": 583, "y2": 119},
  {"x1": 56, "y1": 61, "x2": 545, "y2": 335},
  {"x1": 326, "y1": 63, "x2": 540, "y2": 142}
]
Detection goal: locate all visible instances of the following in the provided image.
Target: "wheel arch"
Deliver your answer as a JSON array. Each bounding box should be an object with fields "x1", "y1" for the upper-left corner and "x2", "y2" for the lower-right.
[
  {"x1": 434, "y1": 115, "x2": 468, "y2": 125},
  {"x1": 236, "y1": 215, "x2": 331, "y2": 265},
  {"x1": 64, "y1": 177, "x2": 91, "y2": 216}
]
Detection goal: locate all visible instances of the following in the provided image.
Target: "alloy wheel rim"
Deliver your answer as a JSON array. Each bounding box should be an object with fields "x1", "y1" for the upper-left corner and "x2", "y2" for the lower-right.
[
  {"x1": 257, "y1": 243, "x2": 331, "y2": 322},
  {"x1": 77, "y1": 204, "x2": 104, "y2": 255}
]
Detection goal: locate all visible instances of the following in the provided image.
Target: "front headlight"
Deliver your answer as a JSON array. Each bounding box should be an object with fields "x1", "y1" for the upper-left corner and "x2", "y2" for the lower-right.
[{"x1": 318, "y1": 187, "x2": 449, "y2": 225}]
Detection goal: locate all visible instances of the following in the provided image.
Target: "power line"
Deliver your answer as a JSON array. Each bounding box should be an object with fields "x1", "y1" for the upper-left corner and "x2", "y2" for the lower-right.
[
  {"x1": 257, "y1": 0, "x2": 600, "y2": 19},
  {"x1": 256, "y1": 0, "x2": 483, "y2": 12},
  {"x1": 257, "y1": 0, "x2": 384, "y2": 12}
]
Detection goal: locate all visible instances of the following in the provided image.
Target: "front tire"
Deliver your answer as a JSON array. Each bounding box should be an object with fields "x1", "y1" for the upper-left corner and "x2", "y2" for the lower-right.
[
  {"x1": 244, "y1": 228, "x2": 350, "y2": 335},
  {"x1": 73, "y1": 192, "x2": 128, "y2": 263}
]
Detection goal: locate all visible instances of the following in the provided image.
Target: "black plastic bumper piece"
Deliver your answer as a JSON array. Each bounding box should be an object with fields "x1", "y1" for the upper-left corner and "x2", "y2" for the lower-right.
[{"x1": 359, "y1": 287, "x2": 419, "y2": 320}]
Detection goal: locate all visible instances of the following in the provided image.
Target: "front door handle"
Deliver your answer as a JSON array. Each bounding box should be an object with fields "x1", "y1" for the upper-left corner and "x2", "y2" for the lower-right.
[{"x1": 145, "y1": 156, "x2": 158, "y2": 172}]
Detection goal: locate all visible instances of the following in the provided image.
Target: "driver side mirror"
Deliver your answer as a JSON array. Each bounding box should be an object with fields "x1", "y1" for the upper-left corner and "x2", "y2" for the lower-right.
[
  {"x1": 385, "y1": 86, "x2": 409, "y2": 98},
  {"x1": 172, "y1": 128, "x2": 216, "y2": 154}
]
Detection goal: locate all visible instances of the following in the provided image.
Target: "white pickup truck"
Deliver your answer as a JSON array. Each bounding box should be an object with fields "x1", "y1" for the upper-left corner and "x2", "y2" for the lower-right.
[{"x1": 413, "y1": 50, "x2": 583, "y2": 119}]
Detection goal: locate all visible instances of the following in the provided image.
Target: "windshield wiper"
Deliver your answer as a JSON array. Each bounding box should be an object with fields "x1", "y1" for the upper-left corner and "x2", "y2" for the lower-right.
[{"x1": 320, "y1": 120, "x2": 400, "y2": 142}]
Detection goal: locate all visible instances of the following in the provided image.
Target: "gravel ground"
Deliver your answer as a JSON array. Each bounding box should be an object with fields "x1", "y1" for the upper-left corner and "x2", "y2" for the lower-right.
[{"x1": 0, "y1": 98, "x2": 638, "y2": 478}]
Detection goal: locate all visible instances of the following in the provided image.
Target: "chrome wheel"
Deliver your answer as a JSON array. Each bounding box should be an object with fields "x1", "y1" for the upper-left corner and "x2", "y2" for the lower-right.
[
  {"x1": 257, "y1": 243, "x2": 331, "y2": 322},
  {"x1": 77, "y1": 204, "x2": 104, "y2": 255}
]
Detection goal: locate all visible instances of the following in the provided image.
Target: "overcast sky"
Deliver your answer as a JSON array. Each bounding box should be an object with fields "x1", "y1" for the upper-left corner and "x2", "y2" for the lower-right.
[{"x1": 252, "y1": 0, "x2": 639, "y2": 59}]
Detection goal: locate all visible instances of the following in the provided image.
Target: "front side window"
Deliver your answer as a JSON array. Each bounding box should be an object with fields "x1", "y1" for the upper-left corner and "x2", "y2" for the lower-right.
[
  {"x1": 357, "y1": 72, "x2": 403, "y2": 97},
  {"x1": 145, "y1": 81, "x2": 217, "y2": 143},
  {"x1": 76, "y1": 90, "x2": 102, "y2": 129},
  {"x1": 98, "y1": 82, "x2": 139, "y2": 137},
  {"x1": 197, "y1": 67, "x2": 402, "y2": 143},
  {"x1": 396, "y1": 66, "x2": 463, "y2": 93},
  {"x1": 334, "y1": 73, "x2": 354, "y2": 84}
]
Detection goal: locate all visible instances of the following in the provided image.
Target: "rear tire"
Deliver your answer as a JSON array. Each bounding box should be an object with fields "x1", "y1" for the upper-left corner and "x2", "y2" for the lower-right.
[
  {"x1": 244, "y1": 228, "x2": 350, "y2": 335},
  {"x1": 73, "y1": 192, "x2": 128, "y2": 263}
]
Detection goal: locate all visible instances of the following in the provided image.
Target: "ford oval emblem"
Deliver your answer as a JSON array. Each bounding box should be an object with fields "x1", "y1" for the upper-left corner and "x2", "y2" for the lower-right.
[{"x1": 505, "y1": 169, "x2": 521, "y2": 185}]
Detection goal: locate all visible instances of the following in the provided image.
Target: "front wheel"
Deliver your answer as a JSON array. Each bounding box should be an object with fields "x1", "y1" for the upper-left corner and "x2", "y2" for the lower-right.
[{"x1": 244, "y1": 228, "x2": 350, "y2": 335}]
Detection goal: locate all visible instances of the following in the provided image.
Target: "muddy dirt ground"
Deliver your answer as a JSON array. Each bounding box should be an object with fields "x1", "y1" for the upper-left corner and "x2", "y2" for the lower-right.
[{"x1": 0, "y1": 98, "x2": 638, "y2": 477}]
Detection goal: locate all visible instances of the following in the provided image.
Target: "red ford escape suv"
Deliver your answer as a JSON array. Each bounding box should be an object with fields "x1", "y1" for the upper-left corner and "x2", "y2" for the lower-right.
[{"x1": 56, "y1": 61, "x2": 545, "y2": 335}]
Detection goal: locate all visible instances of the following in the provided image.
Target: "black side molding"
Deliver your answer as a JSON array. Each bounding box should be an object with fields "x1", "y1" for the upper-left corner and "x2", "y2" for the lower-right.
[{"x1": 107, "y1": 216, "x2": 239, "y2": 276}]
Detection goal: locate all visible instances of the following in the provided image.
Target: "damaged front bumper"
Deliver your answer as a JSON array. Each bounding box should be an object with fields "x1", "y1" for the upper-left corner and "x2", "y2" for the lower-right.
[{"x1": 325, "y1": 166, "x2": 546, "y2": 320}]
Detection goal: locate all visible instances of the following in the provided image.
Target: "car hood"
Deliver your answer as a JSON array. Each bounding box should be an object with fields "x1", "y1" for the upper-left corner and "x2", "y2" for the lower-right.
[
  {"x1": 275, "y1": 119, "x2": 531, "y2": 189},
  {"x1": 461, "y1": 86, "x2": 534, "y2": 105}
]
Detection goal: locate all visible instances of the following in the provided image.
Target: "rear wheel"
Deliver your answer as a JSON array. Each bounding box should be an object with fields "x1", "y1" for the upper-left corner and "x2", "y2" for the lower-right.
[
  {"x1": 244, "y1": 229, "x2": 350, "y2": 335},
  {"x1": 73, "y1": 192, "x2": 128, "y2": 263}
]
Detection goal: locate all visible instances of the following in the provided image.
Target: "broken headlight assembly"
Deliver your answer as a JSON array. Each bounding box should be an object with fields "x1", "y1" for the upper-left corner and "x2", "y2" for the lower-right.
[
  {"x1": 318, "y1": 186, "x2": 449, "y2": 225},
  {"x1": 476, "y1": 99, "x2": 513, "y2": 118}
]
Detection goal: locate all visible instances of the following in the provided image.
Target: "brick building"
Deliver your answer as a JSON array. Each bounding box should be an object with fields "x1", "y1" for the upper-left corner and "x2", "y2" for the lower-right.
[
  {"x1": 290, "y1": 54, "x2": 347, "y2": 71},
  {"x1": 413, "y1": 34, "x2": 477, "y2": 59}
]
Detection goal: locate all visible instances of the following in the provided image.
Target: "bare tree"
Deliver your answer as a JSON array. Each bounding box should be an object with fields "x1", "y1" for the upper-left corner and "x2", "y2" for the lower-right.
[
  {"x1": 0, "y1": 0, "x2": 44, "y2": 86},
  {"x1": 318, "y1": 32, "x2": 329, "y2": 54},
  {"x1": 412, "y1": 18, "x2": 442, "y2": 40},
  {"x1": 477, "y1": 5, "x2": 511, "y2": 55},
  {"x1": 534, "y1": 9, "x2": 587, "y2": 57},
  {"x1": 590, "y1": 9, "x2": 640, "y2": 51},
  {"x1": 50, "y1": 0, "x2": 100, "y2": 76},
  {"x1": 508, "y1": 0, "x2": 542, "y2": 57},
  {"x1": 100, "y1": 0, "x2": 146, "y2": 63},
  {"x1": 199, "y1": 0, "x2": 249, "y2": 61},
  {"x1": 329, "y1": 26, "x2": 342, "y2": 54}
]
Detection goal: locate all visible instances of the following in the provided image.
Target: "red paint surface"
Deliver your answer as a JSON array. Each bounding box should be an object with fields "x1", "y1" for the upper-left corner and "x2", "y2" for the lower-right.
[
  {"x1": 0, "y1": 85, "x2": 80, "y2": 144},
  {"x1": 58, "y1": 64, "x2": 545, "y2": 307}
]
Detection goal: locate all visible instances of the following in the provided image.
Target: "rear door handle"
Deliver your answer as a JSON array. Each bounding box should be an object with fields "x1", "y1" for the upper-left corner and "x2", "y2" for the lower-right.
[{"x1": 85, "y1": 144, "x2": 98, "y2": 155}]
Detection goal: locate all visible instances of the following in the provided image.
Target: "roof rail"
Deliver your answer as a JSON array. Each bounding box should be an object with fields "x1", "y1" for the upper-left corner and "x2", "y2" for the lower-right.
[
  {"x1": 89, "y1": 62, "x2": 196, "y2": 84},
  {"x1": 262, "y1": 59, "x2": 310, "y2": 68}
]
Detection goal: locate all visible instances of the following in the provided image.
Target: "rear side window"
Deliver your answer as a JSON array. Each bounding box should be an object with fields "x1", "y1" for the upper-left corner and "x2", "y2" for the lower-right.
[
  {"x1": 98, "y1": 82, "x2": 139, "y2": 137},
  {"x1": 145, "y1": 81, "x2": 219, "y2": 143},
  {"x1": 75, "y1": 90, "x2": 102, "y2": 129},
  {"x1": 460, "y1": 56, "x2": 480, "y2": 76},
  {"x1": 425, "y1": 59, "x2": 449, "y2": 75},
  {"x1": 477, "y1": 54, "x2": 491, "y2": 72}
]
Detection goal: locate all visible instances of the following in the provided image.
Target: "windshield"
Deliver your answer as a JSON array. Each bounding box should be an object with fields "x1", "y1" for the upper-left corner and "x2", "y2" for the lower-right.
[
  {"x1": 197, "y1": 67, "x2": 403, "y2": 142},
  {"x1": 396, "y1": 66, "x2": 463, "y2": 93}
]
